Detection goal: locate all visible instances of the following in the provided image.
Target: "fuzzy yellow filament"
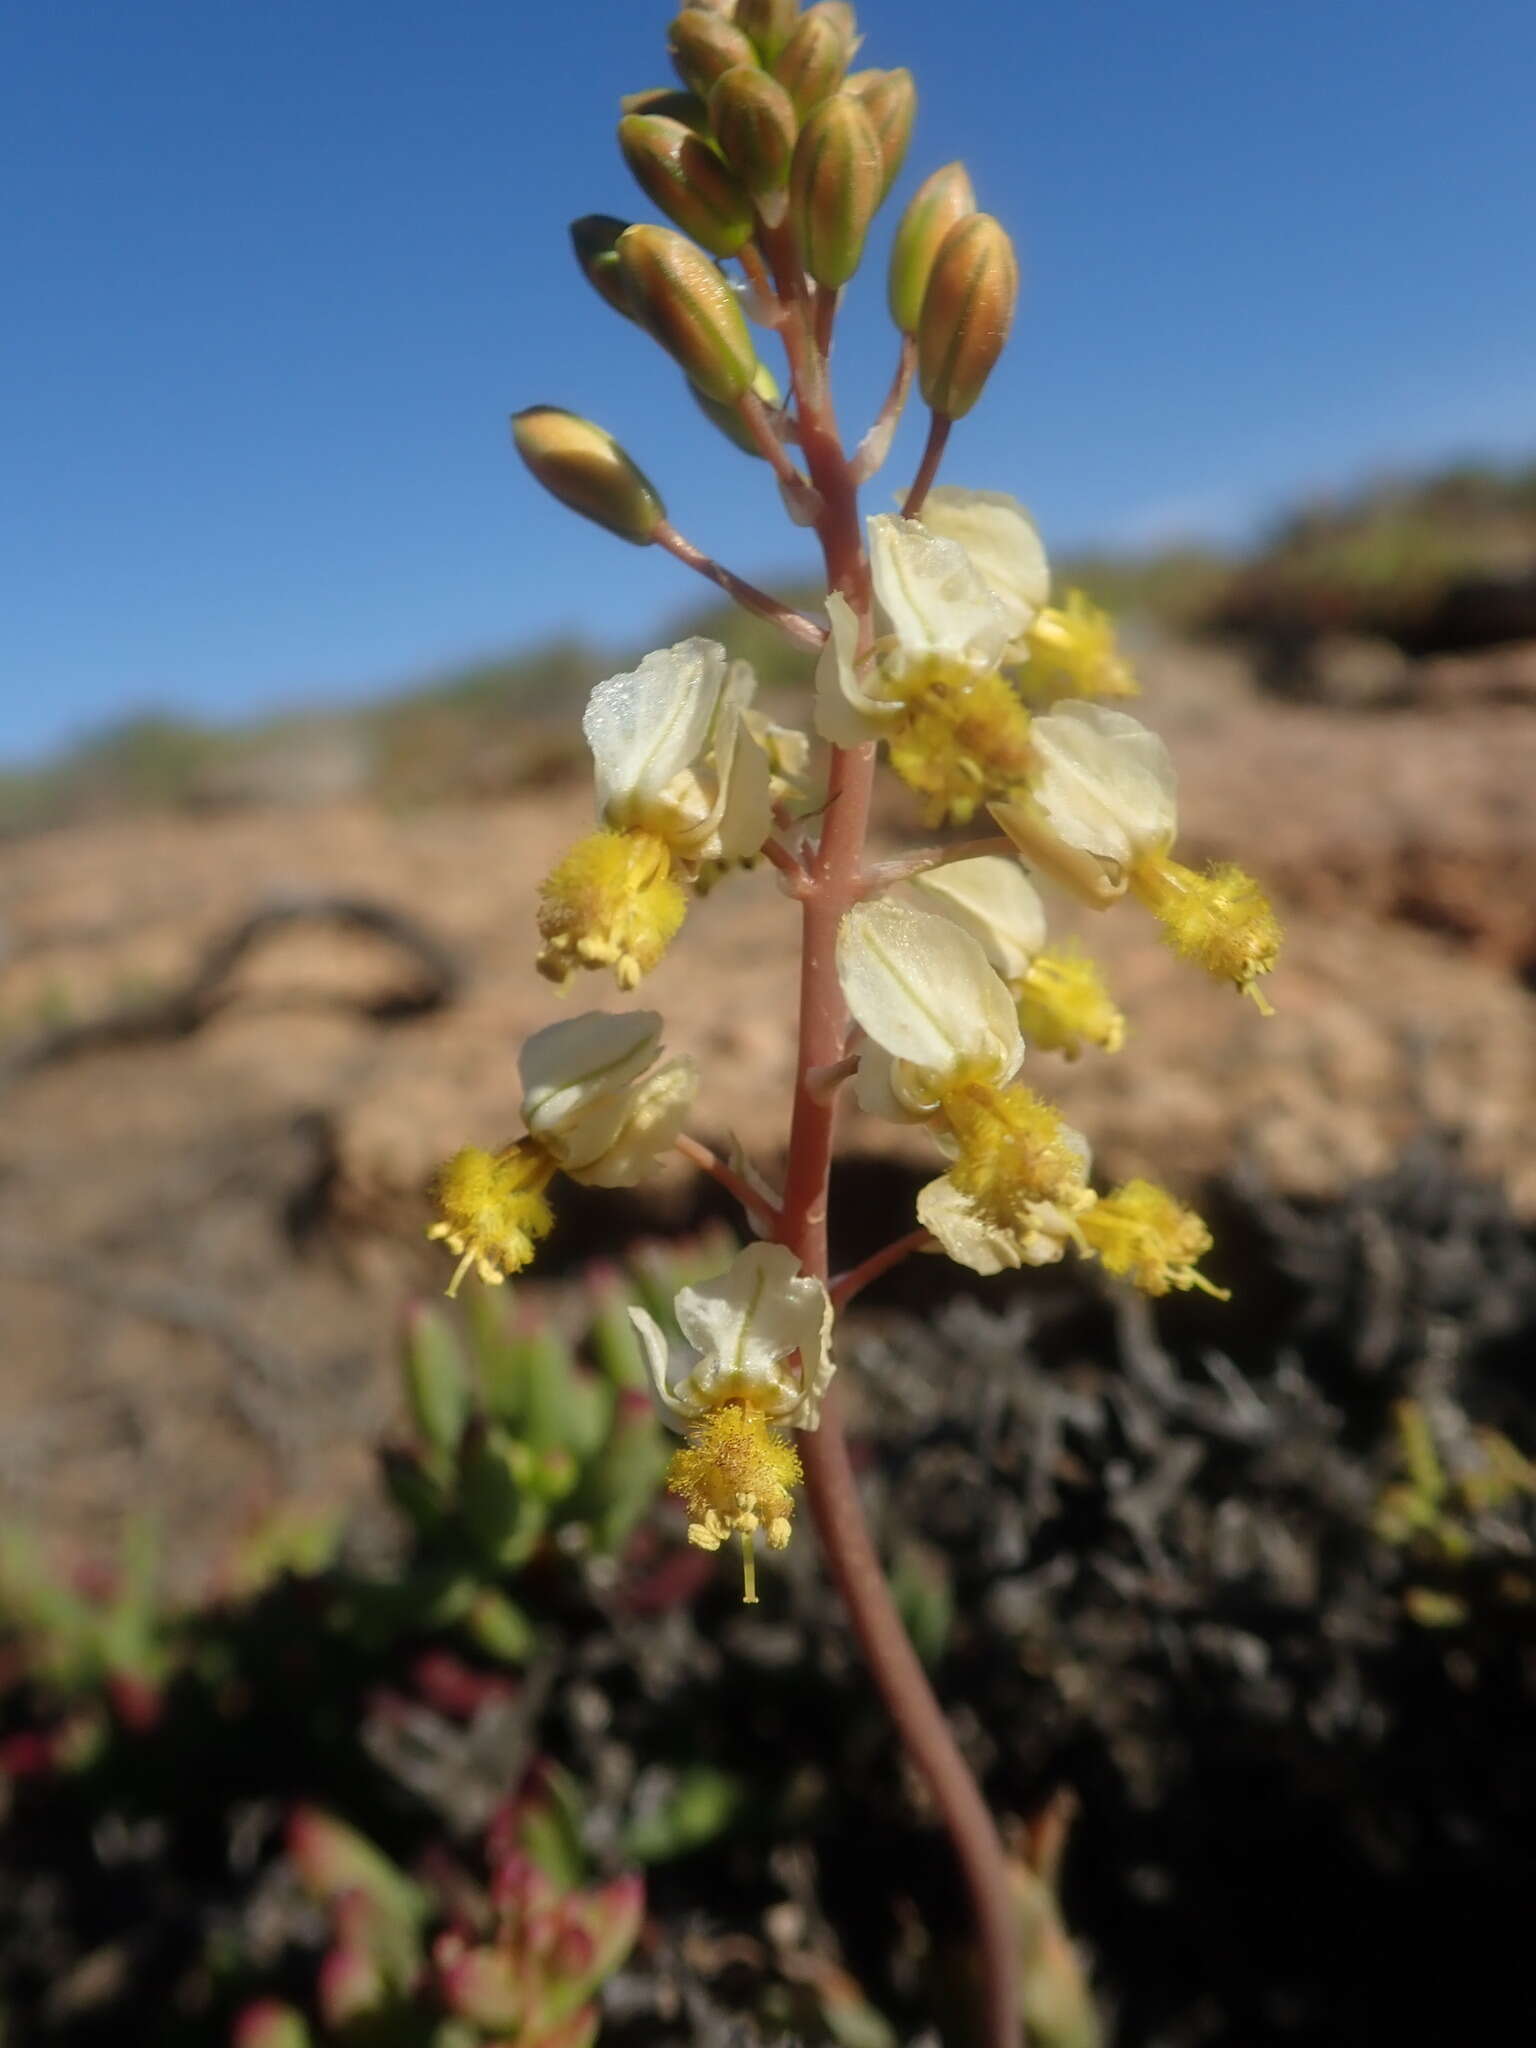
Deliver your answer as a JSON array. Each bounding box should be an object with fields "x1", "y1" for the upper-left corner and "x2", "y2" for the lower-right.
[
  {"x1": 427, "y1": 1143, "x2": 557, "y2": 1296},
  {"x1": 885, "y1": 660, "x2": 1035, "y2": 825},
  {"x1": 1021, "y1": 589, "x2": 1139, "y2": 701},
  {"x1": 536, "y1": 828, "x2": 688, "y2": 990},
  {"x1": 1129, "y1": 855, "x2": 1281, "y2": 1012},
  {"x1": 1015, "y1": 946, "x2": 1126, "y2": 1058},
  {"x1": 1079, "y1": 1178, "x2": 1228, "y2": 1297},
  {"x1": 666, "y1": 1401, "x2": 804, "y2": 1603},
  {"x1": 935, "y1": 1068, "x2": 1094, "y2": 1237}
]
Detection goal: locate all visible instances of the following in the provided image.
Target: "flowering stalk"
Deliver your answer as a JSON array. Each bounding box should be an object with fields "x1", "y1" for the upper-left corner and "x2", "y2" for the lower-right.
[
  {"x1": 455, "y1": 9, "x2": 1284, "y2": 2042},
  {"x1": 764, "y1": 242, "x2": 1025, "y2": 2048}
]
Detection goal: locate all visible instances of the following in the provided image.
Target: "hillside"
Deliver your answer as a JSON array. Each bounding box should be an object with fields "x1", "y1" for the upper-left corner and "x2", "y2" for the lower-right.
[{"x1": 6, "y1": 457, "x2": 1536, "y2": 836}]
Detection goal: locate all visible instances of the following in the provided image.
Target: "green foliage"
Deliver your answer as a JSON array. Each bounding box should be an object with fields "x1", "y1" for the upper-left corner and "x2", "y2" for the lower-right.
[
  {"x1": 621, "y1": 1762, "x2": 745, "y2": 1863},
  {"x1": 280, "y1": 1791, "x2": 642, "y2": 2046},
  {"x1": 0, "y1": 1244, "x2": 729, "y2": 2042},
  {"x1": 0, "y1": 1516, "x2": 168, "y2": 1701},
  {"x1": 1374, "y1": 1397, "x2": 1536, "y2": 1626},
  {"x1": 386, "y1": 1285, "x2": 674, "y2": 1593}
]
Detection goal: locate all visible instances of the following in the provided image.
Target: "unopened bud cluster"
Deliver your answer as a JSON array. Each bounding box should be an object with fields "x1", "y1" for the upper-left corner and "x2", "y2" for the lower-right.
[{"x1": 464, "y1": 0, "x2": 1283, "y2": 1608}]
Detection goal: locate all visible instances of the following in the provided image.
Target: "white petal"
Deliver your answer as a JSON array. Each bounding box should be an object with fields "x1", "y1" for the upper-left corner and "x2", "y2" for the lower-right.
[
  {"x1": 521, "y1": 1011, "x2": 661, "y2": 1137},
  {"x1": 672, "y1": 1242, "x2": 831, "y2": 1419},
  {"x1": 917, "y1": 1176, "x2": 1078, "y2": 1274},
  {"x1": 562, "y1": 1056, "x2": 698, "y2": 1187},
  {"x1": 916, "y1": 1175, "x2": 1023, "y2": 1275},
  {"x1": 911, "y1": 856, "x2": 1047, "y2": 983},
  {"x1": 851, "y1": 1042, "x2": 947, "y2": 1124},
  {"x1": 920, "y1": 488, "x2": 1050, "y2": 658},
  {"x1": 837, "y1": 899, "x2": 1022, "y2": 1085},
  {"x1": 628, "y1": 1304, "x2": 696, "y2": 1428},
  {"x1": 814, "y1": 590, "x2": 902, "y2": 746},
  {"x1": 584, "y1": 638, "x2": 726, "y2": 819},
  {"x1": 852, "y1": 1042, "x2": 917, "y2": 1122},
  {"x1": 989, "y1": 794, "x2": 1130, "y2": 909},
  {"x1": 1029, "y1": 701, "x2": 1178, "y2": 867},
  {"x1": 782, "y1": 1281, "x2": 836, "y2": 1431},
  {"x1": 711, "y1": 712, "x2": 775, "y2": 862},
  {"x1": 868, "y1": 515, "x2": 1013, "y2": 672},
  {"x1": 744, "y1": 708, "x2": 811, "y2": 785}
]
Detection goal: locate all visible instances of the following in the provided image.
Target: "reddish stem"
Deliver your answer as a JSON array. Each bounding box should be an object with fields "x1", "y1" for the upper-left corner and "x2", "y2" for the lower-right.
[
  {"x1": 653, "y1": 522, "x2": 826, "y2": 650},
  {"x1": 737, "y1": 388, "x2": 811, "y2": 496},
  {"x1": 766, "y1": 246, "x2": 1023, "y2": 2048},
  {"x1": 738, "y1": 239, "x2": 782, "y2": 320},
  {"x1": 862, "y1": 832, "x2": 1015, "y2": 892},
  {"x1": 901, "y1": 409, "x2": 953, "y2": 519},
  {"x1": 761, "y1": 833, "x2": 812, "y2": 894},
  {"x1": 673, "y1": 1134, "x2": 780, "y2": 1232},
  {"x1": 830, "y1": 1228, "x2": 933, "y2": 1311}
]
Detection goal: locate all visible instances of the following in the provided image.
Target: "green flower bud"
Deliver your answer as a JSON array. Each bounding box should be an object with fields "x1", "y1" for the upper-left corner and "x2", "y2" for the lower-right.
[
  {"x1": 510, "y1": 408, "x2": 666, "y2": 544},
  {"x1": 887, "y1": 159, "x2": 976, "y2": 334},
  {"x1": 917, "y1": 211, "x2": 1020, "y2": 419},
  {"x1": 616, "y1": 223, "x2": 758, "y2": 404},
  {"x1": 709, "y1": 64, "x2": 797, "y2": 198},
  {"x1": 690, "y1": 357, "x2": 784, "y2": 455},
  {"x1": 771, "y1": 7, "x2": 852, "y2": 118},
  {"x1": 569, "y1": 214, "x2": 637, "y2": 319},
  {"x1": 668, "y1": 9, "x2": 757, "y2": 96},
  {"x1": 735, "y1": 0, "x2": 800, "y2": 63},
  {"x1": 619, "y1": 85, "x2": 709, "y2": 131},
  {"x1": 618, "y1": 112, "x2": 754, "y2": 258},
  {"x1": 847, "y1": 65, "x2": 914, "y2": 201},
  {"x1": 789, "y1": 91, "x2": 883, "y2": 288},
  {"x1": 804, "y1": 2, "x2": 860, "y2": 46}
]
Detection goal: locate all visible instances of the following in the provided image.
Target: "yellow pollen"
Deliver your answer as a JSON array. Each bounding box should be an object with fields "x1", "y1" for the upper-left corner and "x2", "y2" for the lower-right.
[
  {"x1": 1079, "y1": 1178, "x2": 1229, "y2": 1298},
  {"x1": 1016, "y1": 946, "x2": 1127, "y2": 1059},
  {"x1": 536, "y1": 828, "x2": 688, "y2": 991},
  {"x1": 1018, "y1": 589, "x2": 1139, "y2": 701},
  {"x1": 1129, "y1": 854, "x2": 1281, "y2": 1011},
  {"x1": 935, "y1": 1072, "x2": 1092, "y2": 1235},
  {"x1": 885, "y1": 658, "x2": 1035, "y2": 826},
  {"x1": 667, "y1": 1401, "x2": 802, "y2": 1604},
  {"x1": 427, "y1": 1141, "x2": 556, "y2": 1296}
]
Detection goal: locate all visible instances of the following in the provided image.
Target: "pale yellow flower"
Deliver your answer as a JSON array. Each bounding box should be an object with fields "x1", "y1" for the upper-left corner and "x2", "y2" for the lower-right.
[
  {"x1": 629, "y1": 1243, "x2": 834, "y2": 1600},
  {"x1": 428, "y1": 1011, "x2": 695, "y2": 1293}
]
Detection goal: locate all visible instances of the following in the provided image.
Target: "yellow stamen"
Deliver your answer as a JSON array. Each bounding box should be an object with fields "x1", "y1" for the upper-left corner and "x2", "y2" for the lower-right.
[
  {"x1": 1079, "y1": 1178, "x2": 1229, "y2": 1298},
  {"x1": 426, "y1": 1142, "x2": 556, "y2": 1295},
  {"x1": 885, "y1": 659, "x2": 1035, "y2": 826},
  {"x1": 1018, "y1": 589, "x2": 1139, "y2": 701},
  {"x1": 1016, "y1": 946, "x2": 1126, "y2": 1059},
  {"x1": 936, "y1": 1069, "x2": 1094, "y2": 1236},
  {"x1": 536, "y1": 828, "x2": 687, "y2": 990},
  {"x1": 1130, "y1": 854, "x2": 1280, "y2": 1010},
  {"x1": 667, "y1": 1401, "x2": 803, "y2": 1603}
]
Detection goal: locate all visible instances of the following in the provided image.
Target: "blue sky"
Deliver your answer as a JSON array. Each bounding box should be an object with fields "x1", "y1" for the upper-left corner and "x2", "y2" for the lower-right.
[{"x1": 4, "y1": 0, "x2": 1535, "y2": 762}]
